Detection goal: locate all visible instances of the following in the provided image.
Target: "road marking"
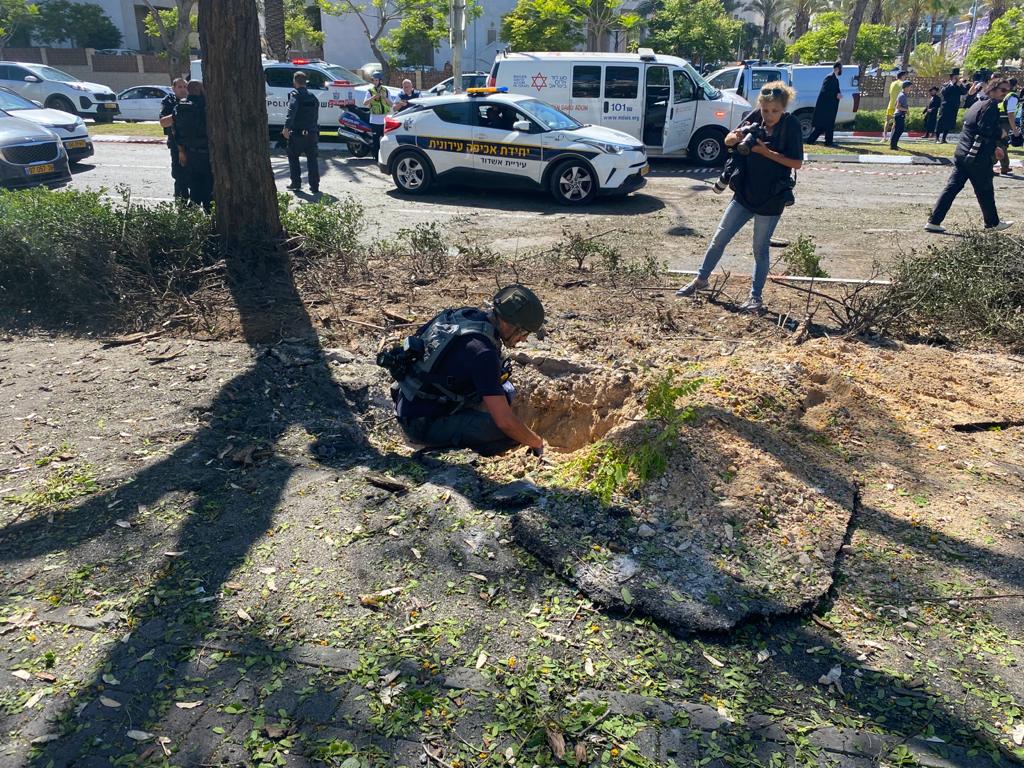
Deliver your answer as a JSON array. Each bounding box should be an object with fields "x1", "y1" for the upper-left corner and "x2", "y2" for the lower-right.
[{"x1": 100, "y1": 164, "x2": 166, "y2": 169}]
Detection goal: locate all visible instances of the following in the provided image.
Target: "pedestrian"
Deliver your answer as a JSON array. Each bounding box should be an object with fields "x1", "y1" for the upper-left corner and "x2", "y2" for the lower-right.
[
  {"x1": 385, "y1": 285, "x2": 547, "y2": 457},
  {"x1": 675, "y1": 82, "x2": 803, "y2": 313},
  {"x1": 925, "y1": 78, "x2": 1015, "y2": 233},
  {"x1": 937, "y1": 71, "x2": 965, "y2": 143},
  {"x1": 996, "y1": 77, "x2": 1019, "y2": 175},
  {"x1": 922, "y1": 86, "x2": 940, "y2": 139},
  {"x1": 172, "y1": 80, "x2": 212, "y2": 212},
  {"x1": 806, "y1": 61, "x2": 842, "y2": 146},
  {"x1": 890, "y1": 80, "x2": 911, "y2": 151},
  {"x1": 159, "y1": 77, "x2": 189, "y2": 201},
  {"x1": 394, "y1": 79, "x2": 420, "y2": 113},
  {"x1": 283, "y1": 71, "x2": 320, "y2": 194},
  {"x1": 883, "y1": 70, "x2": 908, "y2": 143},
  {"x1": 963, "y1": 79, "x2": 983, "y2": 111},
  {"x1": 363, "y1": 71, "x2": 392, "y2": 158}
]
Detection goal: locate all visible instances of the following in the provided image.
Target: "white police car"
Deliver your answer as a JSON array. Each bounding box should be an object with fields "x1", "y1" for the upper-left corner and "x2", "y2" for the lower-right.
[{"x1": 378, "y1": 88, "x2": 649, "y2": 205}]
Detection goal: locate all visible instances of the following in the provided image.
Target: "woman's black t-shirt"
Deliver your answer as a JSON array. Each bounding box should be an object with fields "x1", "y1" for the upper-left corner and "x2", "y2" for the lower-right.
[{"x1": 733, "y1": 109, "x2": 803, "y2": 216}]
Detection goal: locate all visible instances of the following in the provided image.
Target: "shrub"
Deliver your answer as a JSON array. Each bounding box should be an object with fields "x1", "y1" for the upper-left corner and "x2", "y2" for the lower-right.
[
  {"x1": 854, "y1": 108, "x2": 964, "y2": 133},
  {"x1": 780, "y1": 234, "x2": 829, "y2": 278},
  {"x1": 278, "y1": 193, "x2": 364, "y2": 266}
]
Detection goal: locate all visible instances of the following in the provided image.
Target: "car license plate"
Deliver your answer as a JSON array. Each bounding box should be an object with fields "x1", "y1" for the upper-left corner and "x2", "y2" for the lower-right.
[
  {"x1": 27, "y1": 163, "x2": 55, "y2": 176},
  {"x1": 640, "y1": 164, "x2": 650, "y2": 176},
  {"x1": 103, "y1": 103, "x2": 117, "y2": 109},
  {"x1": 67, "y1": 139, "x2": 87, "y2": 149}
]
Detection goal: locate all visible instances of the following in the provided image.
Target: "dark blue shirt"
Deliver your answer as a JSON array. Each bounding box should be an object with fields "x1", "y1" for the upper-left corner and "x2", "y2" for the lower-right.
[
  {"x1": 285, "y1": 87, "x2": 320, "y2": 132},
  {"x1": 396, "y1": 308, "x2": 504, "y2": 420}
]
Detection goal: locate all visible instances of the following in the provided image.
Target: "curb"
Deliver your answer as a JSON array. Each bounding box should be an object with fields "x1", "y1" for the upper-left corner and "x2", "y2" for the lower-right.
[
  {"x1": 91, "y1": 135, "x2": 354, "y2": 155},
  {"x1": 805, "y1": 154, "x2": 1023, "y2": 167}
]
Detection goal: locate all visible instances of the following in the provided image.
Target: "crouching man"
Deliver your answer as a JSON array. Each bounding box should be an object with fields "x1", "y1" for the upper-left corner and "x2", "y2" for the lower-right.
[{"x1": 380, "y1": 285, "x2": 546, "y2": 457}]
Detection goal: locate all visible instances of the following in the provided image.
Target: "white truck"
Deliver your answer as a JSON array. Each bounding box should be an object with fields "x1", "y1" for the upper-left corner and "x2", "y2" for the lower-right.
[
  {"x1": 189, "y1": 58, "x2": 401, "y2": 131},
  {"x1": 704, "y1": 63, "x2": 861, "y2": 138},
  {"x1": 488, "y1": 49, "x2": 750, "y2": 165}
]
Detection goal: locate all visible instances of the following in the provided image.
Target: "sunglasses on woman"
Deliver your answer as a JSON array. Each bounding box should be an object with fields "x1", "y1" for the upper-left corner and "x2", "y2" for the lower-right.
[{"x1": 760, "y1": 87, "x2": 786, "y2": 97}]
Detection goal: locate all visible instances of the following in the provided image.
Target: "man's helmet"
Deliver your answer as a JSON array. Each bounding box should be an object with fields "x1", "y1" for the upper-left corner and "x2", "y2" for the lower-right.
[
  {"x1": 371, "y1": 71, "x2": 384, "y2": 81},
  {"x1": 493, "y1": 284, "x2": 544, "y2": 333}
]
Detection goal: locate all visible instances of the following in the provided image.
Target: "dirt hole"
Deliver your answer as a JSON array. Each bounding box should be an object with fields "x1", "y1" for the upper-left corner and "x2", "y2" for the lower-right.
[{"x1": 510, "y1": 353, "x2": 637, "y2": 452}]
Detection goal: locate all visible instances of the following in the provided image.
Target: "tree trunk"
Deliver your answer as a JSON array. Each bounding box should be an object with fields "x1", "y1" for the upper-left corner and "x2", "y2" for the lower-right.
[
  {"x1": 988, "y1": 0, "x2": 1006, "y2": 22},
  {"x1": 938, "y1": 14, "x2": 947, "y2": 54},
  {"x1": 901, "y1": 7, "x2": 920, "y2": 65},
  {"x1": 197, "y1": 0, "x2": 281, "y2": 247},
  {"x1": 793, "y1": 8, "x2": 810, "y2": 39},
  {"x1": 264, "y1": 0, "x2": 287, "y2": 60},
  {"x1": 869, "y1": 0, "x2": 882, "y2": 24},
  {"x1": 839, "y1": 0, "x2": 868, "y2": 63}
]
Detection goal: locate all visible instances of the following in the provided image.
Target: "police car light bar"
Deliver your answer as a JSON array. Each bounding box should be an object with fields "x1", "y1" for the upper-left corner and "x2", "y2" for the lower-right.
[{"x1": 466, "y1": 87, "x2": 508, "y2": 96}]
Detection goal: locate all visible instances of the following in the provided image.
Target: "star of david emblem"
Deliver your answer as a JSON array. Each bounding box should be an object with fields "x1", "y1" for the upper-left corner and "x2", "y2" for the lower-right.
[{"x1": 530, "y1": 72, "x2": 548, "y2": 92}]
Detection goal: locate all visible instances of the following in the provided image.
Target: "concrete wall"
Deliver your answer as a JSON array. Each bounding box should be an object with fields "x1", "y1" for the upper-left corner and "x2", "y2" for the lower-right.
[{"x1": 0, "y1": 46, "x2": 186, "y2": 90}]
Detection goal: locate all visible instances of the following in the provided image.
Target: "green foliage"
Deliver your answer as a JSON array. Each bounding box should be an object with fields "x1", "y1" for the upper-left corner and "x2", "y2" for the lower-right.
[
  {"x1": 31, "y1": 0, "x2": 122, "y2": 48},
  {"x1": 561, "y1": 371, "x2": 702, "y2": 504},
  {"x1": 883, "y1": 232, "x2": 1024, "y2": 351},
  {"x1": 646, "y1": 0, "x2": 742, "y2": 64},
  {"x1": 277, "y1": 193, "x2": 365, "y2": 269},
  {"x1": 781, "y1": 234, "x2": 828, "y2": 278},
  {"x1": 3, "y1": 464, "x2": 99, "y2": 510},
  {"x1": 142, "y1": 6, "x2": 188, "y2": 40},
  {"x1": 284, "y1": 0, "x2": 325, "y2": 48},
  {"x1": 501, "y1": 0, "x2": 584, "y2": 51},
  {"x1": 0, "y1": 0, "x2": 38, "y2": 45},
  {"x1": 853, "y1": 23, "x2": 898, "y2": 64},
  {"x1": 854, "y1": 108, "x2": 963, "y2": 132},
  {"x1": 909, "y1": 41, "x2": 957, "y2": 77},
  {"x1": 964, "y1": 7, "x2": 1024, "y2": 70},
  {"x1": 786, "y1": 11, "x2": 844, "y2": 63}
]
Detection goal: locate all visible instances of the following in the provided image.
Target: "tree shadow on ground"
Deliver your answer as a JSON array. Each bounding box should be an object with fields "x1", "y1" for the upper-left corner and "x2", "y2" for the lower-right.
[{"x1": 0, "y1": 253, "x2": 1019, "y2": 765}]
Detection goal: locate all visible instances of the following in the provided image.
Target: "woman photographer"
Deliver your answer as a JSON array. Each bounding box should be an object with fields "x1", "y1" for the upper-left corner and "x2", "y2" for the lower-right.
[{"x1": 676, "y1": 82, "x2": 803, "y2": 312}]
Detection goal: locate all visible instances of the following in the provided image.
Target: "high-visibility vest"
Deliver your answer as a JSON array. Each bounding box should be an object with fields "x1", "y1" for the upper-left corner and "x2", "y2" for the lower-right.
[{"x1": 368, "y1": 86, "x2": 390, "y2": 115}]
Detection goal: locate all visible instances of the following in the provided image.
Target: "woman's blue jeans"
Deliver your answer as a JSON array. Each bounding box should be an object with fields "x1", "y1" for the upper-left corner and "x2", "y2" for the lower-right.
[{"x1": 697, "y1": 199, "x2": 781, "y2": 299}]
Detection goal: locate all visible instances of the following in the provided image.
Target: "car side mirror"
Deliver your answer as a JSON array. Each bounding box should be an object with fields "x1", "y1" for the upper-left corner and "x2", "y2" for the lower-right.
[
  {"x1": 512, "y1": 120, "x2": 531, "y2": 132},
  {"x1": 24, "y1": 75, "x2": 41, "y2": 83},
  {"x1": 32, "y1": 100, "x2": 43, "y2": 107}
]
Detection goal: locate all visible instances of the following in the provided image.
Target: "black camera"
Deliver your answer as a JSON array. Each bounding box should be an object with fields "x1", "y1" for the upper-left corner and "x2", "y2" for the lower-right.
[
  {"x1": 376, "y1": 335, "x2": 425, "y2": 381},
  {"x1": 735, "y1": 124, "x2": 768, "y2": 156}
]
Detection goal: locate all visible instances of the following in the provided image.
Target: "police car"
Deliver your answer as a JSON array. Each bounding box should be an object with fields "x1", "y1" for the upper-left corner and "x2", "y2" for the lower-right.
[{"x1": 378, "y1": 88, "x2": 649, "y2": 205}]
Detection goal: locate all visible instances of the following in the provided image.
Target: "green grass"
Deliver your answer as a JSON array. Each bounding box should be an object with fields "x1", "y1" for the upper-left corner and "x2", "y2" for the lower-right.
[
  {"x1": 88, "y1": 121, "x2": 165, "y2": 137},
  {"x1": 806, "y1": 139, "x2": 959, "y2": 158}
]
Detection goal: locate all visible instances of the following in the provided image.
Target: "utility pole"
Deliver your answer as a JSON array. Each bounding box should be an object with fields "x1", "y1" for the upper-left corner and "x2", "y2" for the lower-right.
[{"x1": 451, "y1": 0, "x2": 465, "y2": 92}]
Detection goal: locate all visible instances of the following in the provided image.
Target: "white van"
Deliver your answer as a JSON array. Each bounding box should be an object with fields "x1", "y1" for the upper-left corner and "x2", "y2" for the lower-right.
[
  {"x1": 705, "y1": 64, "x2": 861, "y2": 138},
  {"x1": 189, "y1": 58, "x2": 400, "y2": 131},
  {"x1": 488, "y1": 49, "x2": 750, "y2": 165}
]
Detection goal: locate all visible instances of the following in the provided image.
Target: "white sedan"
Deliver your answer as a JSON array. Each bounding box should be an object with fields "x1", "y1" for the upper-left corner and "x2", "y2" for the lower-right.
[
  {"x1": 116, "y1": 85, "x2": 172, "y2": 122},
  {"x1": 0, "y1": 85, "x2": 93, "y2": 163},
  {"x1": 378, "y1": 88, "x2": 649, "y2": 205}
]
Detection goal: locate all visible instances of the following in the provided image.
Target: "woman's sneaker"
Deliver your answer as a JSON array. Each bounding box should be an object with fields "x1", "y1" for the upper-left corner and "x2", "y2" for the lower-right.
[
  {"x1": 675, "y1": 277, "x2": 709, "y2": 297},
  {"x1": 739, "y1": 296, "x2": 764, "y2": 313}
]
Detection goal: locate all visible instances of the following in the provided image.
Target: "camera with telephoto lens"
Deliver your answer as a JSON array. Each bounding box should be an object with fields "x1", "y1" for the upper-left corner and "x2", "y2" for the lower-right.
[
  {"x1": 735, "y1": 123, "x2": 768, "y2": 156},
  {"x1": 712, "y1": 156, "x2": 738, "y2": 193}
]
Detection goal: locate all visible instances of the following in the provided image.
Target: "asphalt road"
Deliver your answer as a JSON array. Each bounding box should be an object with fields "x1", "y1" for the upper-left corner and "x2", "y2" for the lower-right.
[{"x1": 68, "y1": 142, "x2": 1024, "y2": 278}]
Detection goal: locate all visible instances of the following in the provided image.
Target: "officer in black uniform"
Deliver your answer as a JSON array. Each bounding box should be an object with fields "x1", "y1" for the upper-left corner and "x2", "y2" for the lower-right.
[
  {"x1": 159, "y1": 77, "x2": 189, "y2": 201},
  {"x1": 283, "y1": 71, "x2": 320, "y2": 194},
  {"x1": 385, "y1": 285, "x2": 547, "y2": 457},
  {"x1": 173, "y1": 80, "x2": 212, "y2": 212}
]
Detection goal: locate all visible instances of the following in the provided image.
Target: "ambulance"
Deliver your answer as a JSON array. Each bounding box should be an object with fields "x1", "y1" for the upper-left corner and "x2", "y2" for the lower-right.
[{"x1": 488, "y1": 49, "x2": 751, "y2": 165}]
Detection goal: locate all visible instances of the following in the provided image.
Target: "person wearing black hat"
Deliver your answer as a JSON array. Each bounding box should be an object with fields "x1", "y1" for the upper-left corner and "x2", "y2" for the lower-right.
[
  {"x1": 937, "y1": 71, "x2": 966, "y2": 143},
  {"x1": 806, "y1": 62, "x2": 842, "y2": 147},
  {"x1": 388, "y1": 285, "x2": 547, "y2": 456}
]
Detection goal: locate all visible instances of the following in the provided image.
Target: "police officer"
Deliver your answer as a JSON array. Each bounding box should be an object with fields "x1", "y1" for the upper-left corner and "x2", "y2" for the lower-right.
[
  {"x1": 362, "y1": 71, "x2": 392, "y2": 158},
  {"x1": 159, "y1": 77, "x2": 189, "y2": 201},
  {"x1": 283, "y1": 71, "x2": 320, "y2": 193},
  {"x1": 997, "y1": 77, "x2": 1020, "y2": 175},
  {"x1": 173, "y1": 81, "x2": 212, "y2": 212},
  {"x1": 390, "y1": 285, "x2": 547, "y2": 457}
]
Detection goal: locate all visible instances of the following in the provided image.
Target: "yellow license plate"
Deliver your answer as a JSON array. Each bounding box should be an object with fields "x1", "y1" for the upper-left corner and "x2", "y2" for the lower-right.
[
  {"x1": 640, "y1": 164, "x2": 650, "y2": 176},
  {"x1": 67, "y1": 139, "x2": 87, "y2": 149},
  {"x1": 103, "y1": 103, "x2": 117, "y2": 109},
  {"x1": 27, "y1": 163, "x2": 55, "y2": 175}
]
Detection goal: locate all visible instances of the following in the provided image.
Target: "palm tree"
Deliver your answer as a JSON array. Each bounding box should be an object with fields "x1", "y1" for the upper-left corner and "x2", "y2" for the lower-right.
[
  {"x1": 746, "y1": 0, "x2": 786, "y2": 55},
  {"x1": 264, "y1": 0, "x2": 287, "y2": 61},
  {"x1": 786, "y1": 0, "x2": 825, "y2": 38},
  {"x1": 839, "y1": 0, "x2": 869, "y2": 62},
  {"x1": 899, "y1": 0, "x2": 928, "y2": 65}
]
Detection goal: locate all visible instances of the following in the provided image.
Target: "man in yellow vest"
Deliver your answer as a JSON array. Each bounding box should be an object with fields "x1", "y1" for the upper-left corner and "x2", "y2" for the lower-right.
[
  {"x1": 997, "y1": 77, "x2": 1020, "y2": 175},
  {"x1": 362, "y1": 71, "x2": 393, "y2": 160}
]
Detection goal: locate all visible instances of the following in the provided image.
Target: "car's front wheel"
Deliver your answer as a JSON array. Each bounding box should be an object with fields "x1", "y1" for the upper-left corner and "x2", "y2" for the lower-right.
[
  {"x1": 688, "y1": 128, "x2": 727, "y2": 167},
  {"x1": 46, "y1": 95, "x2": 77, "y2": 115},
  {"x1": 391, "y1": 151, "x2": 433, "y2": 195},
  {"x1": 549, "y1": 160, "x2": 597, "y2": 205}
]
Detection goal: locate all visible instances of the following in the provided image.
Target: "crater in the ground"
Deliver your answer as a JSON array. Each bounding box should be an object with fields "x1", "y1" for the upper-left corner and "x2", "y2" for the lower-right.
[{"x1": 510, "y1": 352, "x2": 637, "y2": 452}]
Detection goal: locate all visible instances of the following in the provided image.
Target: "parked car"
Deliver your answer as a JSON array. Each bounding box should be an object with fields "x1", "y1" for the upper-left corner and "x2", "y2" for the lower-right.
[
  {"x1": 0, "y1": 113, "x2": 72, "y2": 189},
  {"x1": 704, "y1": 63, "x2": 861, "y2": 137},
  {"x1": 0, "y1": 61, "x2": 119, "y2": 122},
  {"x1": 117, "y1": 85, "x2": 172, "y2": 122},
  {"x1": 95, "y1": 48, "x2": 138, "y2": 56},
  {"x1": 426, "y1": 72, "x2": 488, "y2": 95},
  {"x1": 489, "y1": 49, "x2": 750, "y2": 166},
  {"x1": 0, "y1": 85, "x2": 93, "y2": 163},
  {"x1": 190, "y1": 58, "x2": 400, "y2": 131},
  {"x1": 379, "y1": 88, "x2": 649, "y2": 205}
]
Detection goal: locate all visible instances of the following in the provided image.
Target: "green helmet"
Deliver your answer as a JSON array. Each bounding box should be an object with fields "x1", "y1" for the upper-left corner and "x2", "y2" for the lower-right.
[{"x1": 493, "y1": 284, "x2": 544, "y2": 333}]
